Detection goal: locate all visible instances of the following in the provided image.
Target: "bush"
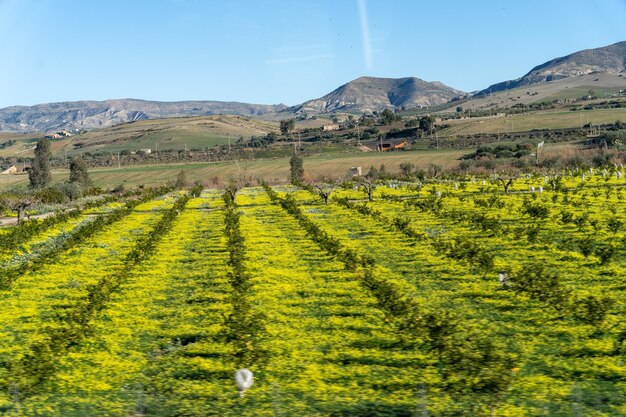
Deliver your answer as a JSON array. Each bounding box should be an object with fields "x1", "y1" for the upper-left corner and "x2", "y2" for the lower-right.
[
  {"x1": 56, "y1": 182, "x2": 83, "y2": 201},
  {"x1": 34, "y1": 187, "x2": 69, "y2": 204},
  {"x1": 509, "y1": 263, "x2": 570, "y2": 310},
  {"x1": 175, "y1": 170, "x2": 188, "y2": 189},
  {"x1": 521, "y1": 198, "x2": 549, "y2": 219},
  {"x1": 572, "y1": 294, "x2": 614, "y2": 325}
]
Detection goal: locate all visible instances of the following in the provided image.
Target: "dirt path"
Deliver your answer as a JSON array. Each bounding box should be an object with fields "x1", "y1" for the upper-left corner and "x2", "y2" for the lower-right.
[{"x1": 0, "y1": 211, "x2": 56, "y2": 227}]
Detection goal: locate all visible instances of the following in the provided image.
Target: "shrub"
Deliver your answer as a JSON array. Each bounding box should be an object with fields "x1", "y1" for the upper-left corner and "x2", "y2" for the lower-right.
[
  {"x1": 56, "y1": 182, "x2": 83, "y2": 201},
  {"x1": 521, "y1": 198, "x2": 549, "y2": 219},
  {"x1": 572, "y1": 294, "x2": 614, "y2": 325},
  {"x1": 34, "y1": 187, "x2": 69, "y2": 204},
  {"x1": 509, "y1": 263, "x2": 570, "y2": 310}
]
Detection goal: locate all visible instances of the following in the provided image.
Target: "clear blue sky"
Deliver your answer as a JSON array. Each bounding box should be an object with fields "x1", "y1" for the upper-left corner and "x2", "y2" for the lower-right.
[{"x1": 1, "y1": 0, "x2": 625, "y2": 108}]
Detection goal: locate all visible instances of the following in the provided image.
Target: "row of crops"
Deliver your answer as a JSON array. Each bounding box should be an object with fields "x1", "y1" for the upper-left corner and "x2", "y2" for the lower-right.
[{"x1": 0, "y1": 173, "x2": 624, "y2": 416}]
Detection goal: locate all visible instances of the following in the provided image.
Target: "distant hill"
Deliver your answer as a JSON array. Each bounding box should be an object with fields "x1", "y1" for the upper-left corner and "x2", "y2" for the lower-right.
[
  {"x1": 290, "y1": 76, "x2": 463, "y2": 114},
  {"x1": 479, "y1": 41, "x2": 626, "y2": 95},
  {"x1": 0, "y1": 99, "x2": 287, "y2": 133}
]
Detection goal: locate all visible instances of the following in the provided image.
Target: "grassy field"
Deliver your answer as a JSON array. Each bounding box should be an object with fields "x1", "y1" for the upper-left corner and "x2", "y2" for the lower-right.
[
  {"x1": 0, "y1": 133, "x2": 41, "y2": 158},
  {"x1": 438, "y1": 107, "x2": 626, "y2": 136},
  {"x1": 0, "y1": 114, "x2": 349, "y2": 159},
  {"x1": 0, "y1": 148, "x2": 466, "y2": 191},
  {"x1": 0, "y1": 116, "x2": 281, "y2": 158},
  {"x1": 441, "y1": 72, "x2": 626, "y2": 112}
]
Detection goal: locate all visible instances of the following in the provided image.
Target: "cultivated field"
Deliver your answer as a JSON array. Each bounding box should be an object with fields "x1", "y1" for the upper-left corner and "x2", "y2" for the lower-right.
[
  {"x1": 0, "y1": 173, "x2": 625, "y2": 415},
  {"x1": 438, "y1": 107, "x2": 626, "y2": 136},
  {"x1": 0, "y1": 149, "x2": 467, "y2": 191}
]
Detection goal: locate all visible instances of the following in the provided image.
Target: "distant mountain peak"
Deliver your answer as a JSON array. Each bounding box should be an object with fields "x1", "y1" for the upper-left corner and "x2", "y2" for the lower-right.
[{"x1": 291, "y1": 76, "x2": 463, "y2": 114}]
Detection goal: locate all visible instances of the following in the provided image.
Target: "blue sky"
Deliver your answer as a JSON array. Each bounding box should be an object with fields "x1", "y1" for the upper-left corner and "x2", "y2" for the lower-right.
[{"x1": 1, "y1": 0, "x2": 625, "y2": 108}]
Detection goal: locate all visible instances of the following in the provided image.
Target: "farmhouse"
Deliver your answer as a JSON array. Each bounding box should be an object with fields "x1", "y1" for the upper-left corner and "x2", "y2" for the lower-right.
[
  {"x1": 0, "y1": 165, "x2": 29, "y2": 175},
  {"x1": 322, "y1": 124, "x2": 340, "y2": 131},
  {"x1": 377, "y1": 140, "x2": 408, "y2": 152},
  {"x1": 44, "y1": 131, "x2": 73, "y2": 139},
  {"x1": 0, "y1": 165, "x2": 18, "y2": 175}
]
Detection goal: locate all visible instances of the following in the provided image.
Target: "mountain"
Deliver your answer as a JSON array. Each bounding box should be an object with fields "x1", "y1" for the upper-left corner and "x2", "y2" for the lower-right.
[
  {"x1": 479, "y1": 41, "x2": 626, "y2": 95},
  {"x1": 0, "y1": 99, "x2": 287, "y2": 133},
  {"x1": 290, "y1": 76, "x2": 463, "y2": 114}
]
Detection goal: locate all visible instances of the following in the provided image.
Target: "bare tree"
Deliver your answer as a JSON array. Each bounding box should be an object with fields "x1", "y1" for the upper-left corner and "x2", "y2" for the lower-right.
[
  {"x1": 498, "y1": 178, "x2": 514, "y2": 194},
  {"x1": 495, "y1": 175, "x2": 517, "y2": 194},
  {"x1": 225, "y1": 182, "x2": 240, "y2": 202},
  {"x1": 315, "y1": 180, "x2": 337, "y2": 204},
  {"x1": 356, "y1": 177, "x2": 376, "y2": 201},
  {"x1": 0, "y1": 193, "x2": 39, "y2": 223}
]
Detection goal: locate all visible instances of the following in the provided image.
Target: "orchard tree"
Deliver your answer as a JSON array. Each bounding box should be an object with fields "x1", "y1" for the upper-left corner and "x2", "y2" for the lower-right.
[
  {"x1": 495, "y1": 174, "x2": 516, "y2": 194},
  {"x1": 225, "y1": 182, "x2": 240, "y2": 201},
  {"x1": 356, "y1": 177, "x2": 376, "y2": 201},
  {"x1": 29, "y1": 138, "x2": 52, "y2": 188},
  {"x1": 315, "y1": 180, "x2": 337, "y2": 204},
  {"x1": 0, "y1": 193, "x2": 39, "y2": 223}
]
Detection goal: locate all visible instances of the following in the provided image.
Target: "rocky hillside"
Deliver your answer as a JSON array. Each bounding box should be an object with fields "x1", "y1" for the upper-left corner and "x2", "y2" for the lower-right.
[
  {"x1": 479, "y1": 41, "x2": 626, "y2": 95},
  {"x1": 290, "y1": 76, "x2": 463, "y2": 114},
  {"x1": 0, "y1": 99, "x2": 287, "y2": 133}
]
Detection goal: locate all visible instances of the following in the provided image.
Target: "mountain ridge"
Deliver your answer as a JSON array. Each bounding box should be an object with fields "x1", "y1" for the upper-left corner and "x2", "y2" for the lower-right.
[
  {"x1": 3, "y1": 40, "x2": 626, "y2": 133},
  {"x1": 0, "y1": 99, "x2": 287, "y2": 133},
  {"x1": 479, "y1": 41, "x2": 626, "y2": 95},
  {"x1": 289, "y1": 76, "x2": 463, "y2": 114}
]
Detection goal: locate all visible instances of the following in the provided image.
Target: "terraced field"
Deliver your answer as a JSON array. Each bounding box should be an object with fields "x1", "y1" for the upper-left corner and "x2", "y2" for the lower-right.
[{"x1": 0, "y1": 174, "x2": 625, "y2": 416}]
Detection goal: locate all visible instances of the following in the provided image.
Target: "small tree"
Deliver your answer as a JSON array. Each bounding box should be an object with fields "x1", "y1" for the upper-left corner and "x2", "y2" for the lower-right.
[
  {"x1": 366, "y1": 165, "x2": 379, "y2": 179},
  {"x1": 29, "y1": 138, "x2": 52, "y2": 189},
  {"x1": 280, "y1": 119, "x2": 296, "y2": 135},
  {"x1": 0, "y1": 193, "x2": 39, "y2": 223},
  {"x1": 69, "y1": 156, "x2": 92, "y2": 187},
  {"x1": 289, "y1": 154, "x2": 304, "y2": 184},
  {"x1": 419, "y1": 116, "x2": 434, "y2": 134},
  {"x1": 315, "y1": 180, "x2": 337, "y2": 204},
  {"x1": 225, "y1": 182, "x2": 239, "y2": 201},
  {"x1": 508, "y1": 263, "x2": 570, "y2": 310},
  {"x1": 380, "y1": 108, "x2": 396, "y2": 125},
  {"x1": 175, "y1": 170, "x2": 188, "y2": 189},
  {"x1": 357, "y1": 177, "x2": 376, "y2": 201},
  {"x1": 496, "y1": 176, "x2": 515, "y2": 194},
  {"x1": 399, "y1": 162, "x2": 415, "y2": 178},
  {"x1": 265, "y1": 131, "x2": 278, "y2": 144}
]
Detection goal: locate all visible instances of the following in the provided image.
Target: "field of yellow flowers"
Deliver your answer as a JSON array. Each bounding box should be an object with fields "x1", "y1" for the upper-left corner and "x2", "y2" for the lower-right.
[{"x1": 0, "y1": 173, "x2": 624, "y2": 416}]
